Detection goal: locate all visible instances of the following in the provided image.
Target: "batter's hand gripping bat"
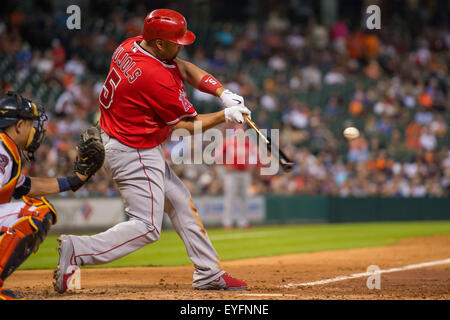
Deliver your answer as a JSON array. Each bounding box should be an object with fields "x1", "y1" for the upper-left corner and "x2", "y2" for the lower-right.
[{"x1": 243, "y1": 114, "x2": 295, "y2": 172}]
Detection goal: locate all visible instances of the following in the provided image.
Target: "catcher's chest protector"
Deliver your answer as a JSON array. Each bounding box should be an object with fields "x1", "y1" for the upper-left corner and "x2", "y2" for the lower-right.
[{"x1": 0, "y1": 133, "x2": 21, "y2": 204}]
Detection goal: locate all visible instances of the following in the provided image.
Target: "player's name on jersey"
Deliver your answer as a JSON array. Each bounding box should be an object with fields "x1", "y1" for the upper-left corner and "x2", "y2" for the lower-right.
[
  {"x1": 179, "y1": 303, "x2": 269, "y2": 317},
  {"x1": 111, "y1": 45, "x2": 142, "y2": 83}
]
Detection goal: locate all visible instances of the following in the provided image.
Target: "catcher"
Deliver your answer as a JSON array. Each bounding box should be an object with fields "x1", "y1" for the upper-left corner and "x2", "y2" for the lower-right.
[{"x1": 0, "y1": 91, "x2": 105, "y2": 300}]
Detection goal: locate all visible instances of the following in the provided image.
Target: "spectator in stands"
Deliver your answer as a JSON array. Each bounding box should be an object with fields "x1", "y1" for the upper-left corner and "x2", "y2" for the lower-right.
[
  {"x1": 324, "y1": 94, "x2": 343, "y2": 117},
  {"x1": 34, "y1": 49, "x2": 54, "y2": 74},
  {"x1": 331, "y1": 17, "x2": 349, "y2": 54},
  {"x1": 64, "y1": 54, "x2": 86, "y2": 77},
  {"x1": 419, "y1": 126, "x2": 437, "y2": 152},
  {"x1": 405, "y1": 122, "x2": 423, "y2": 151},
  {"x1": 301, "y1": 63, "x2": 322, "y2": 91},
  {"x1": 324, "y1": 66, "x2": 346, "y2": 85},
  {"x1": 348, "y1": 136, "x2": 369, "y2": 163}
]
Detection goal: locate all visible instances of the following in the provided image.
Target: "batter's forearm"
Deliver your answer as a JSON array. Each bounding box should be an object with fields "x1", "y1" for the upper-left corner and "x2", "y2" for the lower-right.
[
  {"x1": 175, "y1": 58, "x2": 224, "y2": 96},
  {"x1": 171, "y1": 110, "x2": 225, "y2": 134},
  {"x1": 194, "y1": 110, "x2": 226, "y2": 131}
]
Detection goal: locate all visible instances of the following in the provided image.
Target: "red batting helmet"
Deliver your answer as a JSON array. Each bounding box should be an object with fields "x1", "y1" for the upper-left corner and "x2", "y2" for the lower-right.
[{"x1": 142, "y1": 9, "x2": 195, "y2": 46}]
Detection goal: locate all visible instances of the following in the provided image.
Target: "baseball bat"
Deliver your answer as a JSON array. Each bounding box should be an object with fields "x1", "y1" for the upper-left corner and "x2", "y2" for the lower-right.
[{"x1": 243, "y1": 114, "x2": 295, "y2": 172}]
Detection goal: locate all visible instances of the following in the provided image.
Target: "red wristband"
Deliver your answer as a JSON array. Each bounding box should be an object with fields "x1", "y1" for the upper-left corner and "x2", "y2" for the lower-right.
[{"x1": 198, "y1": 74, "x2": 222, "y2": 95}]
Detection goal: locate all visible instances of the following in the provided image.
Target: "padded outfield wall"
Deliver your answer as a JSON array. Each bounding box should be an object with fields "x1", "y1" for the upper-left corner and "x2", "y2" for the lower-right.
[
  {"x1": 265, "y1": 195, "x2": 450, "y2": 224},
  {"x1": 41, "y1": 195, "x2": 450, "y2": 232}
]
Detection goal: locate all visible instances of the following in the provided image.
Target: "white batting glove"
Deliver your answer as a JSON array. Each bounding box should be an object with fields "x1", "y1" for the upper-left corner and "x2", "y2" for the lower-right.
[
  {"x1": 220, "y1": 89, "x2": 245, "y2": 108},
  {"x1": 224, "y1": 106, "x2": 251, "y2": 124}
]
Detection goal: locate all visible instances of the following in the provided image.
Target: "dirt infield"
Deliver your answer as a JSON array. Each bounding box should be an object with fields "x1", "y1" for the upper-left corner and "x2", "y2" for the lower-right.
[{"x1": 7, "y1": 235, "x2": 450, "y2": 300}]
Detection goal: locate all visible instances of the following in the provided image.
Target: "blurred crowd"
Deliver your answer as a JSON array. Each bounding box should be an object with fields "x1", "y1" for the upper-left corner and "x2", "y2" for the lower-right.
[{"x1": 0, "y1": 1, "x2": 449, "y2": 198}]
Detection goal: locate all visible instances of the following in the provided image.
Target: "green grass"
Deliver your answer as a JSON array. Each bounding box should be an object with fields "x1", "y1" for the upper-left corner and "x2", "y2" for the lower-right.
[{"x1": 19, "y1": 220, "x2": 450, "y2": 270}]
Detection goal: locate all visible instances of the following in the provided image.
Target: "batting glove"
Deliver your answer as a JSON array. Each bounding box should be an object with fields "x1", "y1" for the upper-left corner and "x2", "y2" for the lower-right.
[
  {"x1": 224, "y1": 105, "x2": 251, "y2": 123},
  {"x1": 220, "y1": 89, "x2": 245, "y2": 108}
]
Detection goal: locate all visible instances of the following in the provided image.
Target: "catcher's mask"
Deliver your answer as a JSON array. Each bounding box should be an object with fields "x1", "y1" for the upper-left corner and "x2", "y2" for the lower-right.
[{"x1": 0, "y1": 91, "x2": 48, "y2": 160}]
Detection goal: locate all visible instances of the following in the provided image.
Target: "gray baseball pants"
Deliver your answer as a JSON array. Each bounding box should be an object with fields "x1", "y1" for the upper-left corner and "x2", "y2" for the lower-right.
[
  {"x1": 223, "y1": 170, "x2": 250, "y2": 228},
  {"x1": 68, "y1": 131, "x2": 224, "y2": 287}
]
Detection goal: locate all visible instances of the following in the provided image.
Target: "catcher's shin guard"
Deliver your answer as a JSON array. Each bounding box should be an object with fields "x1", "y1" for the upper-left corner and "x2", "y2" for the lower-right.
[
  {"x1": 21, "y1": 196, "x2": 58, "y2": 251},
  {"x1": 0, "y1": 197, "x2": 57, "y2": 284},
  {"x1": 0, "y1": 289, "x2": 24, "y2": 300}
]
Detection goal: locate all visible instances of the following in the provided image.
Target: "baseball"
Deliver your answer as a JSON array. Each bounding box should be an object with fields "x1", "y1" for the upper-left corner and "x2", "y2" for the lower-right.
[{"x1": 343, "y1": 127, "x2": 360, "y2": 140}]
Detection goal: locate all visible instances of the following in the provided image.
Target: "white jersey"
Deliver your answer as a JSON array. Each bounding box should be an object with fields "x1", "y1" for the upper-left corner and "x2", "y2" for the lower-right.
[{"x1": 0, "y1": 141, "x2": 26, "y2": 190}]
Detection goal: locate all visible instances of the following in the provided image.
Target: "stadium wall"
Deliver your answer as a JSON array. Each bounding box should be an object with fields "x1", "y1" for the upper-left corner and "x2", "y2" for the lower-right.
[
  {"x1": 44, "y1": 194, "x2": 450, "y2": 233},
  {"x1": 266, "y1": 195, "x2": 450, "y2": 224}
]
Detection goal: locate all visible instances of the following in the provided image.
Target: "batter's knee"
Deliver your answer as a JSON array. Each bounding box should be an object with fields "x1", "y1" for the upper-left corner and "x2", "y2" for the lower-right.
[
  {"x1": 130, "y1": 218, "x2": 161, "y2": 243},
  {"x1": 145, "y1": 224, "x2": 161, "y2": 242}
]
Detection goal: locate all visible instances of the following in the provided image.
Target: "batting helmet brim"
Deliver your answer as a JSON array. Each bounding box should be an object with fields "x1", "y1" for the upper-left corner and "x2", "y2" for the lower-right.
[{"x1": 171, "y1": 29, "x2": 195, "y2": 46}]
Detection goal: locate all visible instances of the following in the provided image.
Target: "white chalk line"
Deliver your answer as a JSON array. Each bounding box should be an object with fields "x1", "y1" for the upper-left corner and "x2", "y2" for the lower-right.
[
  {"x1": 238, "y1": 293, "x2": 297, "y2": 297},
  {"x1": 282, "y1": 258, "x2": 450, "y2": 288}
]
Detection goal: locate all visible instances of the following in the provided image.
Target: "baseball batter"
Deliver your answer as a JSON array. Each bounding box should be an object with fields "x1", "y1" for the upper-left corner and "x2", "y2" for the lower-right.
[
  {"x1": 0, "y1": 92, "x2": 104, "y2": 300},
  {"x1": 54, "y1": 9, "x2": 251, "y2": 293}
]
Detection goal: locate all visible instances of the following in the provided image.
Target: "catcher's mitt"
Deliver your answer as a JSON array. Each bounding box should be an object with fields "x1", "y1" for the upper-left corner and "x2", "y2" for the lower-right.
[{"x1": 74, "y1": 126, "x2": 105, "y2": 177}]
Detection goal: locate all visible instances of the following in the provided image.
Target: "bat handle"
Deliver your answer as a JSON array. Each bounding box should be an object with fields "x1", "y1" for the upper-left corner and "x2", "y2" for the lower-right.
[
  {"x1": 243, "y1": 114, "x2": 270, "y2": 144},
  {"x1": 243, "y1": 114, "x2": 253, "y2": 126}
]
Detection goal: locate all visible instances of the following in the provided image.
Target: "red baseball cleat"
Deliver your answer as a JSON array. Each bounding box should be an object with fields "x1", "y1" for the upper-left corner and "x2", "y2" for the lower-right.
[{"x1": 195, "y1": 273, "x2": 248, "y2": 290}]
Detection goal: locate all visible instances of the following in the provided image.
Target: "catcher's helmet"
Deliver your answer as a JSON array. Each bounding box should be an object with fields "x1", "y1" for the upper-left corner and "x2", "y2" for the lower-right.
[
  {"x1": 142, "y1": 9, "x2": 195, "y2": 45},
  {"x1": 0, "y1": 91, "x2": 47, "y2": 160}
]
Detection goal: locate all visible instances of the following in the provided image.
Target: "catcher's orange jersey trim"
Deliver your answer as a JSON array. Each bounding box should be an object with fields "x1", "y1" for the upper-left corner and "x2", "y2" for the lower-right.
[{"x1": 0, "y1": 133, "x2": 21, "y2": 204}]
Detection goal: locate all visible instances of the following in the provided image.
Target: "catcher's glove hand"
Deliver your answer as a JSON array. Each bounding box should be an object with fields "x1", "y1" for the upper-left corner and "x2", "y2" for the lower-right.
[{"x1": 74, "y1": 126, "x2": 105, "y2": 177}]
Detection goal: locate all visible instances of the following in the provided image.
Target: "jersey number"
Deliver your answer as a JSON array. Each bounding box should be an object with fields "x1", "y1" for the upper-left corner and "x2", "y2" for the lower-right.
[{"x1": 99, "y1": 68, "x2": 121, "y2": 109}]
